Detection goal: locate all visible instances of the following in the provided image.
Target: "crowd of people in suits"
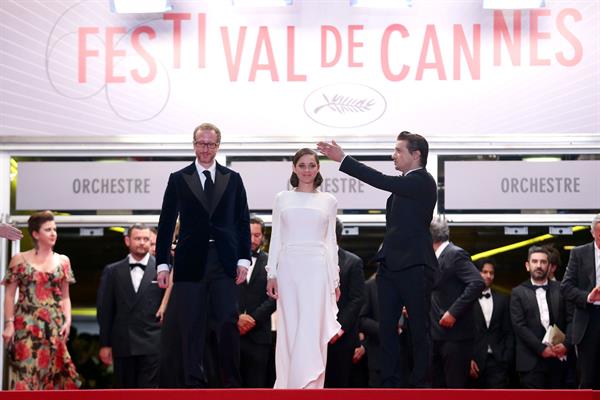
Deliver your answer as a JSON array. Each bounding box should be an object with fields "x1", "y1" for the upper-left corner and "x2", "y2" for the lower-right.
[
  {"x1": 90, "y1": 213, "x2": 600, "y2": 390},
  {"x1": 3, "y1": 125, "x2": 598, "y2": 390}
]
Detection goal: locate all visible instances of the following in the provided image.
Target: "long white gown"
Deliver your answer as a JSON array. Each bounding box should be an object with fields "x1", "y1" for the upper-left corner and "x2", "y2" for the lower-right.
[{"x1": 266, "y1": 190, "x2": 341, "y2": 389}]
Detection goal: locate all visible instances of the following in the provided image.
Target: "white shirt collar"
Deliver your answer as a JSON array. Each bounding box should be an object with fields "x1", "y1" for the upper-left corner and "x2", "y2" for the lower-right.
[
  {"x1": 531, "y1": 279, "x2": 549, "y2": 286},
  {"x1": 482, "y1": 288, "x2": 491, "y2": 295},
  {"x1": 128, "y1": 252, "x2": 150, "y2": 266},
  {"x1": 404, "y1": 167, "x2": 423, "y2": 176},
  {"x1": 435, "y1": 241, "x2": 450, "y2": 259},
  {"x1": 195, "y1": 159, "x2": 216, "y2": 178}
]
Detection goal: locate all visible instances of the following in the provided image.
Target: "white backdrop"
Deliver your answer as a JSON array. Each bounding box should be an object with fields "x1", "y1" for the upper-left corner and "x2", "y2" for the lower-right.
[{"x1": 1, "y1": 0, "x2": 598, "y2": 138}]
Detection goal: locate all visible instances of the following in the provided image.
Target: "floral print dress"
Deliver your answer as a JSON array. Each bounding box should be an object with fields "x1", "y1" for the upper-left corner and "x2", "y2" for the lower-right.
[{"x1": 3, "y1": 256, "x2": 81, "y2": 390}]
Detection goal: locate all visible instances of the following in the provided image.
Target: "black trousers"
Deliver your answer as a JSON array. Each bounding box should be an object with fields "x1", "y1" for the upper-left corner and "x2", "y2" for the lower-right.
[
  {"x1": 432, "y1": 339, "x2": 473, "y2": 388},
  {"x1": 324, "y1": 331, "x2": 355, "y2": 387},
  {"x1": 471, "y1": 353, "x2": 510, "y2": 388},
  {"x1": 113, "y1": 354, "x2": 159, "y2": 388},
  {"x1": 240, "y1": 338, "x2": 271, "y2": 388},
  {"x1": 159, "y1": 245, "x2": 240, "y2": 388},
  {"x1": 519, "y1": 358, "x2": 564, "y2": 389},
  {"x1": 377, "y1": 264, "x2": 434, "y2": 388},
  {"x1": 576, "y1": 306, "x2": 600, "y2": 389}
]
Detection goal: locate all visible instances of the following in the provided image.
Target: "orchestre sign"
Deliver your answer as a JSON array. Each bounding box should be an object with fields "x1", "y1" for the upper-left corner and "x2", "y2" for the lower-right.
[
  {"x1": 17, "y1": 162, "x2": 189, "y2": 210},
  {"x1": 17, "y1": 160, "x2": 399, "y2": 211},
  {"x1": 444, "y1": 160, "x2": 600, "y2": 210}
]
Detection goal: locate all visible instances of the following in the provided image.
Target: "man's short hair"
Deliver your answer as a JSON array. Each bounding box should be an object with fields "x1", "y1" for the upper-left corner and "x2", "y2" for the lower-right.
[
  {"x1": 430, "y1": 216, "x2": 449, "y2": 243},
  {"x1": 527, "y1": 245, "x2": 549, "y2": 261},
  {"x1": 335, "y1": 217, "x2": 343, "y2": 241},
  {"x1": 592, "y1": 214, "x2": 600, "y2": 231},
  {"x1": 397, "y1": 131, "x2": 429, "y2": 168},
  {"x1": 475, "y1": 257, "x2": 497, "y2": 272},
  {"x1": 127, "y1": 223, "x2": 150, "y2": 237},
  {"x1": 193, "y1": 122, "x2": 221, "y2": 143},
  {"x1": 250, "y1": 215, "x2": 265, "y2": 234}
]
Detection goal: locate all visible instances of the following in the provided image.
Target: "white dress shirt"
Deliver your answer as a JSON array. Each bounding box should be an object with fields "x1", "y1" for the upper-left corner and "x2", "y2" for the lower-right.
[
  {"x1": 247, "y1": 255, "x2": 256, "y2": 284},
  {"x1": 129, "y1": 253, "x2": 150, "y2": 293},
  {"x1": 532, "y1": 279, "x2": 550, "y2": 331}
]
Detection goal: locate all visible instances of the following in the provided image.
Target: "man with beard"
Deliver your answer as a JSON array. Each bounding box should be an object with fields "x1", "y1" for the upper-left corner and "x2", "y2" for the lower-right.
[
  {"x1": 238, "y1": 216, "x2": 276, "y2": 387},
  {"x1": 510, "y1": 246, "x2": 569, "y2": 388},
  {"x1": 97, "y1": 224, "x2": 163, "y2": 387},
  {"x1": 470, "y1": 258, "x2": 513, "y2": 388}
]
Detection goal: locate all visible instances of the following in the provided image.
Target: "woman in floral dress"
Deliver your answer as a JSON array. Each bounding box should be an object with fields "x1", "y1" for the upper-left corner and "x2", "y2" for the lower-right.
[{"x1": 2, "y1": 210, "x2": 80, "y2": 390}]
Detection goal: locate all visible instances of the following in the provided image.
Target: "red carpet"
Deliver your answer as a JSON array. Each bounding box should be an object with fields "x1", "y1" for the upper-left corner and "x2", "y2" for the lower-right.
[{"x1": 0, "y1": 389, "x2": 595, "y2": 400}]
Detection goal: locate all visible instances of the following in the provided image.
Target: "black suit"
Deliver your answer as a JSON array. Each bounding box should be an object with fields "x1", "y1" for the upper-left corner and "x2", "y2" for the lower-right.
[
  {"x1": 430, "y1": 242, "x2": 485, "y2": 388},
  {"x1": 560, "y1": 242, "x2": 600, "y2": 389},
  {"x1": 510, "y1": 280, "x2": 569, "y2": 388},
  {"x1": 325, "y1": 248, "x2": 365, "y2": 387},
  {"x1": 156, "y1": 161, "x2": 251, "y2": 388},
  {"x1": 340, "y1": 157, "x2": 438, "y2": 387},
  {"x1": 471, "y1": 290, "x2": 514, "y2": 388},
  {"x1": 238, "y1": 250, "x2": 276, "y2": 387},
  {"x1": 97, "y1": 255, "x2": 163, "y2": 388}
]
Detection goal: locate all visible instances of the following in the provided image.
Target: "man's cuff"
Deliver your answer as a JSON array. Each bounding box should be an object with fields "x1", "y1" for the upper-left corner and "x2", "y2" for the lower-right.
[
  {"x1": 237, "y1": 259, "x2": 250, "y2": 268},
  {"x1": 157, "y1": 264, "x2": 171, "y2": 273},
  {"x1": 340, "y1": 155, "x2": 348, "y2": 167}
]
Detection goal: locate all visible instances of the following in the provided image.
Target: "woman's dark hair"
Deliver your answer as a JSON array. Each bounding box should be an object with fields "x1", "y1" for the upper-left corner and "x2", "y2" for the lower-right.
[
  {"x1": 290, "y1": 148, "x2": 323, "y2": 188},
  {"x1": 27, "y1": 210, "x2": 55, "y2": 243}
]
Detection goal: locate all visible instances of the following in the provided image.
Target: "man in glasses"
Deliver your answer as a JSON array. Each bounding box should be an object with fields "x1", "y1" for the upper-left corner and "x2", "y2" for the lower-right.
[{"x1": 156, "y1": 122, "x2": 252, "y2": 388}]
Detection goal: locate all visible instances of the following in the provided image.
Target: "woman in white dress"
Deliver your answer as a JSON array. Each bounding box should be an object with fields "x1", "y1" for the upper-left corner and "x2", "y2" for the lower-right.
[{"x1": 266, "y1": 148, "x2": 341, "y2": 389}]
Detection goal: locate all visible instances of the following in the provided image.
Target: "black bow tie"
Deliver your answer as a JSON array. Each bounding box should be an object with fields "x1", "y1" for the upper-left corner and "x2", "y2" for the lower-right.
[
  {"x1": 130, "y1": 263, "x2": 145, "y2": 271},
  {"x1": 252, "y1": 251, "x2": 259, "y2": 258},
  {"x1": 480, "y1": 292, "x2": 491, "y2": 299},
  {"x1": 532, "y1": 284, "x2": 548, "y2": 291}
]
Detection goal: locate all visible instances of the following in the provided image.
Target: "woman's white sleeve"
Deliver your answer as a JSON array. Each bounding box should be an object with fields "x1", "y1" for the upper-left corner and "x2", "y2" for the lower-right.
[
  {"x1": 265, "y1": 193, "x2": 282, "y2": 279},
  {"x1": 326, "y1": 196, "x2": 340, "y2": 290}
]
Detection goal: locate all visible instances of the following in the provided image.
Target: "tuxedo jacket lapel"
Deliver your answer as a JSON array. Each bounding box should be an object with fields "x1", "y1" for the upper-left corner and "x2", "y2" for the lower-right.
[
  {"x1": 134, "y1": 258, "x2": 156, "y2": 305},
  {"x1": 584, "y1": 244, "x2": 596, "y2": 286},
  {"x1": 212, "y1": 164, "x2": 231, "y2": 215},
  {"x1": 182, "y1": 165, "x2": 211, "y2": 213},
  {"x1": 249, "y1": 252, "x2": 266, "y2": 285},
  {"x1": 116, "y1": 261, "x2": 136, "y2": 308}
]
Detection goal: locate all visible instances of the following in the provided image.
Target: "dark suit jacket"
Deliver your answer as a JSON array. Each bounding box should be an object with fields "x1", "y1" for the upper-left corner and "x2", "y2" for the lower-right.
[
  {"x1": 156, "y1": 162, "x2": 251, "y2": 281},
  {"x1": 340, "y1": 157, "x2": 437, "y2": 272},
  {"x1": 238, "y1": 250, "x2": 276, "y2": 345},
  {"x1": 510, "y1": 280, "x2": 568, "y2": 372},
  {"x1": 97, "y1": 255, "x2": 163, "y2": 357},
  {"x1": 472, "y1": 290, "x2": 514, "y2": 368},
  {"x1": 430, "y1": 243, "x2": 485, "y2": 341},
  {"x1": 561, "y1": 242, "x2": 597, "y2": 345},
  {"x1": 336, "y1": 248, "x2": 365, "y2": 348}
]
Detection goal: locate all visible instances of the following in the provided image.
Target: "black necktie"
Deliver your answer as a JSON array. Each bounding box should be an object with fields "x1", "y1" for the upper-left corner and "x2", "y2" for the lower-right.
[
  {"x1": 532, "y1": 284, "x2": 548, "y2": 291},
  {"x1": 129, "y1": 263, "x2": 145, "y2": 271},
  {"x1": 480, "y1": 292, "x2": 491, "y2": 299},
  {"x1": 203, "y1": 170, "x2": 214, "y2": 207}
]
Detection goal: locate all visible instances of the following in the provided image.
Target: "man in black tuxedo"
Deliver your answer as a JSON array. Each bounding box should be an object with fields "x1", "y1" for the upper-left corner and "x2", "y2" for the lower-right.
[
  {"x1": 156, "y1": 122, "x2": 251, "y2": 388},
  {"x1": 325, "y1": 218, "x2": 365, "y2": 387},
  {"x1": 430, "y1": 218, "x2": 485, "y2": 388},
  {"x1": 318, "y1": 131, "x2": 438, "y2": 387},
  {"x1": 97, "y1": 224, "x2": 163, "y2": 388},
  {"x1": 511, "y1": 246, "x2": 569, "y2": 389},
  {"x1": 561, "y1": 214, "x2": 600, "y2": 389},
  {"x1": 470, "y1": 258, "x2": 513, "y2": 388},
  {"x1": 238, "y1": 216, "x2": 276, "y2": 387}
]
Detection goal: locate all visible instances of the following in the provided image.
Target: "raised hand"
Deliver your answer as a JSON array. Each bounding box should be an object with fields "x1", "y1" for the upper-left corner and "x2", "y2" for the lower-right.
[{"x1": 316, "y1": 140, "x2": 345, "y2": 162}]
